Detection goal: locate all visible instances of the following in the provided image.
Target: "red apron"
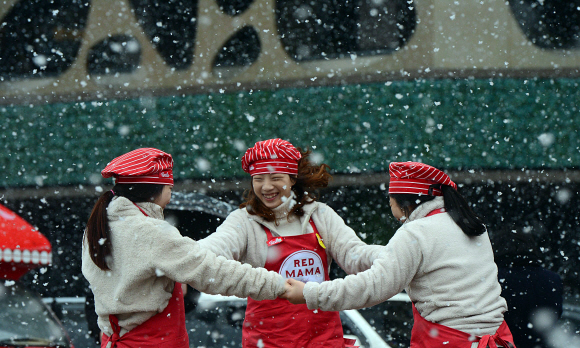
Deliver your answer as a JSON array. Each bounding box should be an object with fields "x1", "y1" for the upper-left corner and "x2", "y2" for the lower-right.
[
  {"x1": 242, "y1": 219, "x2": 352, "y2": 348},
  {"x1": 410, "y1": 304, "x2": 515, "y2": 348},
  {"x1": 101, "y1": 202, "x2": 189, "y2": 348},
  {"x1": 101, "y1": 281, "x2": 189, "y2": 348},
  {"x1": 409, "y1": 208, "x2": 516, "y2": 348}
]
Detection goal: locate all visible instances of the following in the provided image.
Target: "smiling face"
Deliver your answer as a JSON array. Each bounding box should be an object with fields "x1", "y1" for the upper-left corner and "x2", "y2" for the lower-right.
[{"x1": 252, "y1": 173, "x2": 295, "y2": 209}]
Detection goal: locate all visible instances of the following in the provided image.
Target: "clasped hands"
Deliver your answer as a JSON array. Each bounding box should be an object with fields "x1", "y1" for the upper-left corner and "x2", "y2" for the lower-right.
[{"x1": 280, "y1": 278, "x2": 307, "y2": 304}]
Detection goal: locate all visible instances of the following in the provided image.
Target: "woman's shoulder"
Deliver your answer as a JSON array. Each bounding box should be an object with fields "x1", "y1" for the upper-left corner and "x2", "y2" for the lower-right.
[
  {"x1": 399, "y1": 213, "x2": 458, "y2": 243},
  {"x1": 305, "y1": 201, "x2": 326, "y2": 214},
  {"x1": 224, "y1": 207, "x2": 254, "y2": 222},
  {"x1": 228, "y1": 207, "x2": 248, "y2": 217},
  {"x1": 308, "y1": 202, "x2": 348, "y2": 228},
  {"x1": 220, "y1": 207, "x2": 263, "y2": 229},
  {"x1": 107, "y1": 196, "x2": 136, "y2": 216},
  {"x1": 110, "y1": 207, "x2": 179, "y2": 238},
  {"x1": 310, "y1": 201, "x2": 346, "y2": 221}
]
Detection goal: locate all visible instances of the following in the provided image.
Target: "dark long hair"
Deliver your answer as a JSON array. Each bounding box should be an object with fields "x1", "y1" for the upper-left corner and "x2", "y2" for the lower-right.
[
  {"x1": 241, "y1": 149, "x2": 331, "y2": 223},
  {"x1": 390, "y1": 184, "x2": 486, "y2": 236},
  {"x1": 84, "y1": 183, "x2": 164, "y2": 270}
]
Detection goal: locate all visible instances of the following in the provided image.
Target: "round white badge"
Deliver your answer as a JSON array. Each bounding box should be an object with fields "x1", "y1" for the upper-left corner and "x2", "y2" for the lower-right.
[{"x1": 279, "y1": 250, "x2": 325, "y2": 283}]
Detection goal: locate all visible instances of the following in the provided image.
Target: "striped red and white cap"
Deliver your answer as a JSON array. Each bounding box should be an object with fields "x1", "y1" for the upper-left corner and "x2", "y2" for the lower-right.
[
  {"x1": 241, "y1": 139, "x2": 302, "y2": 176},
  {"x1": 389, "y1": 161, "x2": 456, "y2": 196},
  {"x1": 101, "y1": 148, "x2": 174, "y2": 185}
]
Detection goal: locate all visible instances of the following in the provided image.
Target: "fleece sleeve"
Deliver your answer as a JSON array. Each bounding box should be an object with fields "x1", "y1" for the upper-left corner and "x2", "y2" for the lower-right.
[
  {"x1": 303, "y1": 224, "x2": 421, "y2": 311},
  {"x1": 314, "y1": 204, "x2": 385, "y2": 274},
  {"x1": 197, "y1": 209, "x2": 249, "y2": 261},
  {"x1": 143, "y1": 219, "x2": 285, "y2": 301}
]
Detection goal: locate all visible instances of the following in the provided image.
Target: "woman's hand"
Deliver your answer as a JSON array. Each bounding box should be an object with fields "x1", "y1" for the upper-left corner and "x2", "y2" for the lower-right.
[{"x1": 280, "y1": 278, "x2": 307, "y2": 304}]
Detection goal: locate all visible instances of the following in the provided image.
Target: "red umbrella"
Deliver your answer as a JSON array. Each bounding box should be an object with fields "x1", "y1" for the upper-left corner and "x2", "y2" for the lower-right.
[{"x1": 0, "y1": 203, "x2": 52, "y2": 280}]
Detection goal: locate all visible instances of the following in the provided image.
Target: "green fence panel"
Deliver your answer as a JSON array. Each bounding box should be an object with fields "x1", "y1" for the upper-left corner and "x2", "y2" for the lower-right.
[{"x1": 1, "y1": 77, "x2": 579, "y2": 187}]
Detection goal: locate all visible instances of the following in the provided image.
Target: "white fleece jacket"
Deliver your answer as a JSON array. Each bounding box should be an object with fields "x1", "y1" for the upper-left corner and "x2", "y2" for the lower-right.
[
  {"x1": 198, "y1": 199, "x2": 384, "y2": 279},
  {"x1": 303, "y1": 197, "x2": 507, "y2": 336},
  {"x1": 81, "y1": 197, "x2": 285, "y2": 336}
]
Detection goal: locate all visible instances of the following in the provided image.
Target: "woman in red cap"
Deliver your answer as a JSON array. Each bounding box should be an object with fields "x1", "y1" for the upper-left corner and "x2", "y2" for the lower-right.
[
  {"x1": 197, "y1": 138, "x2": 384, "y2": 348},
  {"x1": 283, "y1": 161, "x2": 517, "y2": 348},
  {"x1": 82, "y1": 148, "x2": 287, "y2": 348}
]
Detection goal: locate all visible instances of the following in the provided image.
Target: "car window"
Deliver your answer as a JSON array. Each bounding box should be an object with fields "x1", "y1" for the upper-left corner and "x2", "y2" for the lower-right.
[
  {"x1": 0, "y1": 282, "x2": 71, "y2": 347},
  {"x1": 357, "y1": 300, "x2": 412, "y2": 348},
  {"x1": 186, "y1": 300, "x2": 245, "y2": 347}
]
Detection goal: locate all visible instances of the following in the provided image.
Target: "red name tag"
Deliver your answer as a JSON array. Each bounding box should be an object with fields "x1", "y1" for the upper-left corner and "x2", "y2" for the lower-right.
[{"x1": 267, "y1": 237, "x2": 283, "y2": 246}]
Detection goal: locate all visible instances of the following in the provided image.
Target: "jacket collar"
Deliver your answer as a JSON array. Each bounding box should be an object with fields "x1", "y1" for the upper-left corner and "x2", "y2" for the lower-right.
[
  {"x1": 245, "y1": 199, "x2": 318, "y2": 234},
  {"x1": 273, "y1": 191, "x2": 297, "y2": 220},
  {"x1": 407, "y1": 196, "x2": 445, "y2": 222},
  {"x1": 108, "y1": 196, "x2": 165, "y2": 220}
]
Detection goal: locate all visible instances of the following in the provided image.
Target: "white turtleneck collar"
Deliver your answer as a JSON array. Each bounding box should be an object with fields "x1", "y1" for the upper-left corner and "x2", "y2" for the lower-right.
[
  {"x1": 407, "y1": 196, "x2": 445, "y2": 223},
  {"x1": 273, "y1": 191, "x2": 298, "y2": 221},
  {"x1": 271, "y1": 191, "x2": 304, "y2": 236}
]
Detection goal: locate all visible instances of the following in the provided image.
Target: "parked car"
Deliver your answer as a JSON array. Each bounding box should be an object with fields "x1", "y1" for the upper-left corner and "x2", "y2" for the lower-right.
[
  {"x1": 164, "y1": 191, "x2": 237, "y2": 241},
  {"x1": 0, "y1": 203, "x2": 73, "y2": 348},
  {"x1": 0, "y1": 281, "x2": 74, "y2": 348},
  {"x1": 185, "y1": 292, "x2": 391, "y2": 348},
  {"x1": 355, "y1": 293, "x2": 413, "y2": 348}
]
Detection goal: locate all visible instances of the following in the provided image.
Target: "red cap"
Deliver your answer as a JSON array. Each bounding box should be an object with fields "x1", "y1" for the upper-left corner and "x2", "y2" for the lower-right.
[
  {"x1": 241, "y1": 139, "x2": 302, "y2": 176},
  {"x1": 389, "y1": 162, "x2": 456, "y2": 196},
  {"x1": 101, "y1": 148, "x2": 174, "y2": 185}
]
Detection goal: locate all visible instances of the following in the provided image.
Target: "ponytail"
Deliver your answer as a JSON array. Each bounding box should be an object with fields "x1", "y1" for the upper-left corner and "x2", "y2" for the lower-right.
[
  {"x1": 85, "y1": 190, "x2": 115, "y2": 271},
  {"x1": 390, "y1": 185, "x2": 486, "y2": 237},
  {"x1": 441, "y1": 185, "x2": 486, "y2": 236},
  {"x1": 84, "y1": 183, "x2": 164, "y2": 270}
]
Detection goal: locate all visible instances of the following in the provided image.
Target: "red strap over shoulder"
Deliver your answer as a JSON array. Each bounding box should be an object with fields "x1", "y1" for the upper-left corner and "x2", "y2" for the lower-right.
[
  {"x1": 263, "y1": 219, "x2": 319, "y2": 247},
  {"x1": 425, "y1": 208, "x2": 445, "y2": 217},
  {"x1": 132, "y1": 202, "x2": 149, "y2": 216}
]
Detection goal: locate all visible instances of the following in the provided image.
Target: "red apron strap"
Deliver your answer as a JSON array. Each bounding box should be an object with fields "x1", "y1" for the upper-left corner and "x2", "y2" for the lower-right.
[
  {"x1": 263, "y1": 219, "x2": 318, "y2": 237},
  {"x1": 426, "y1": 208, "x2": 445, "y2": 217},
  {"x1": 132, "y1": 202, "x2": 149, "y2": 216},
  {"x1": 309, "y1": 219, "x2": 318, "y2": 233},
  {"x1": 411, "y1": 303, "x2": 516, "y2": 348},
  {"x1": 476, "y1": 321, "x2": 516, "y2": 348},
  {"x1": 263, "y1": 219, "x2": 319, "y2": 236},
  {"x1": 102, "y1": 315, "x2": 121, "y2": 348},
  {"x1": 263, "y1": 226, "x2": 274, "y2": 239},
  {"x1": 263, "y1": 219, "x2": 320, "y2": 246}
]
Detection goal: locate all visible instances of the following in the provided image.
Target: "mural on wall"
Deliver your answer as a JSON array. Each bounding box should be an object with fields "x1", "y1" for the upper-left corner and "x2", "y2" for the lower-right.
[
  {"x1": 0, "y1": 0, "x2": 578, "y2": 103},
  {"x1": 0, "y1": 0, "x2": 578, "y2": 187}
]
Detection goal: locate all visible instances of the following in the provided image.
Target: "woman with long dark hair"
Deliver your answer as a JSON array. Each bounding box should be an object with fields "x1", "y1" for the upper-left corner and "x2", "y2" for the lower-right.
[
  {"x1": 82, "y1": 148, "x2": 286, "y2": 348},
  {"x1": 283, "y1": 161, "x2": 517, "y2": 347},
  {"x1": 197, "y1": 138, "x2": 383, "y2": 348}
]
